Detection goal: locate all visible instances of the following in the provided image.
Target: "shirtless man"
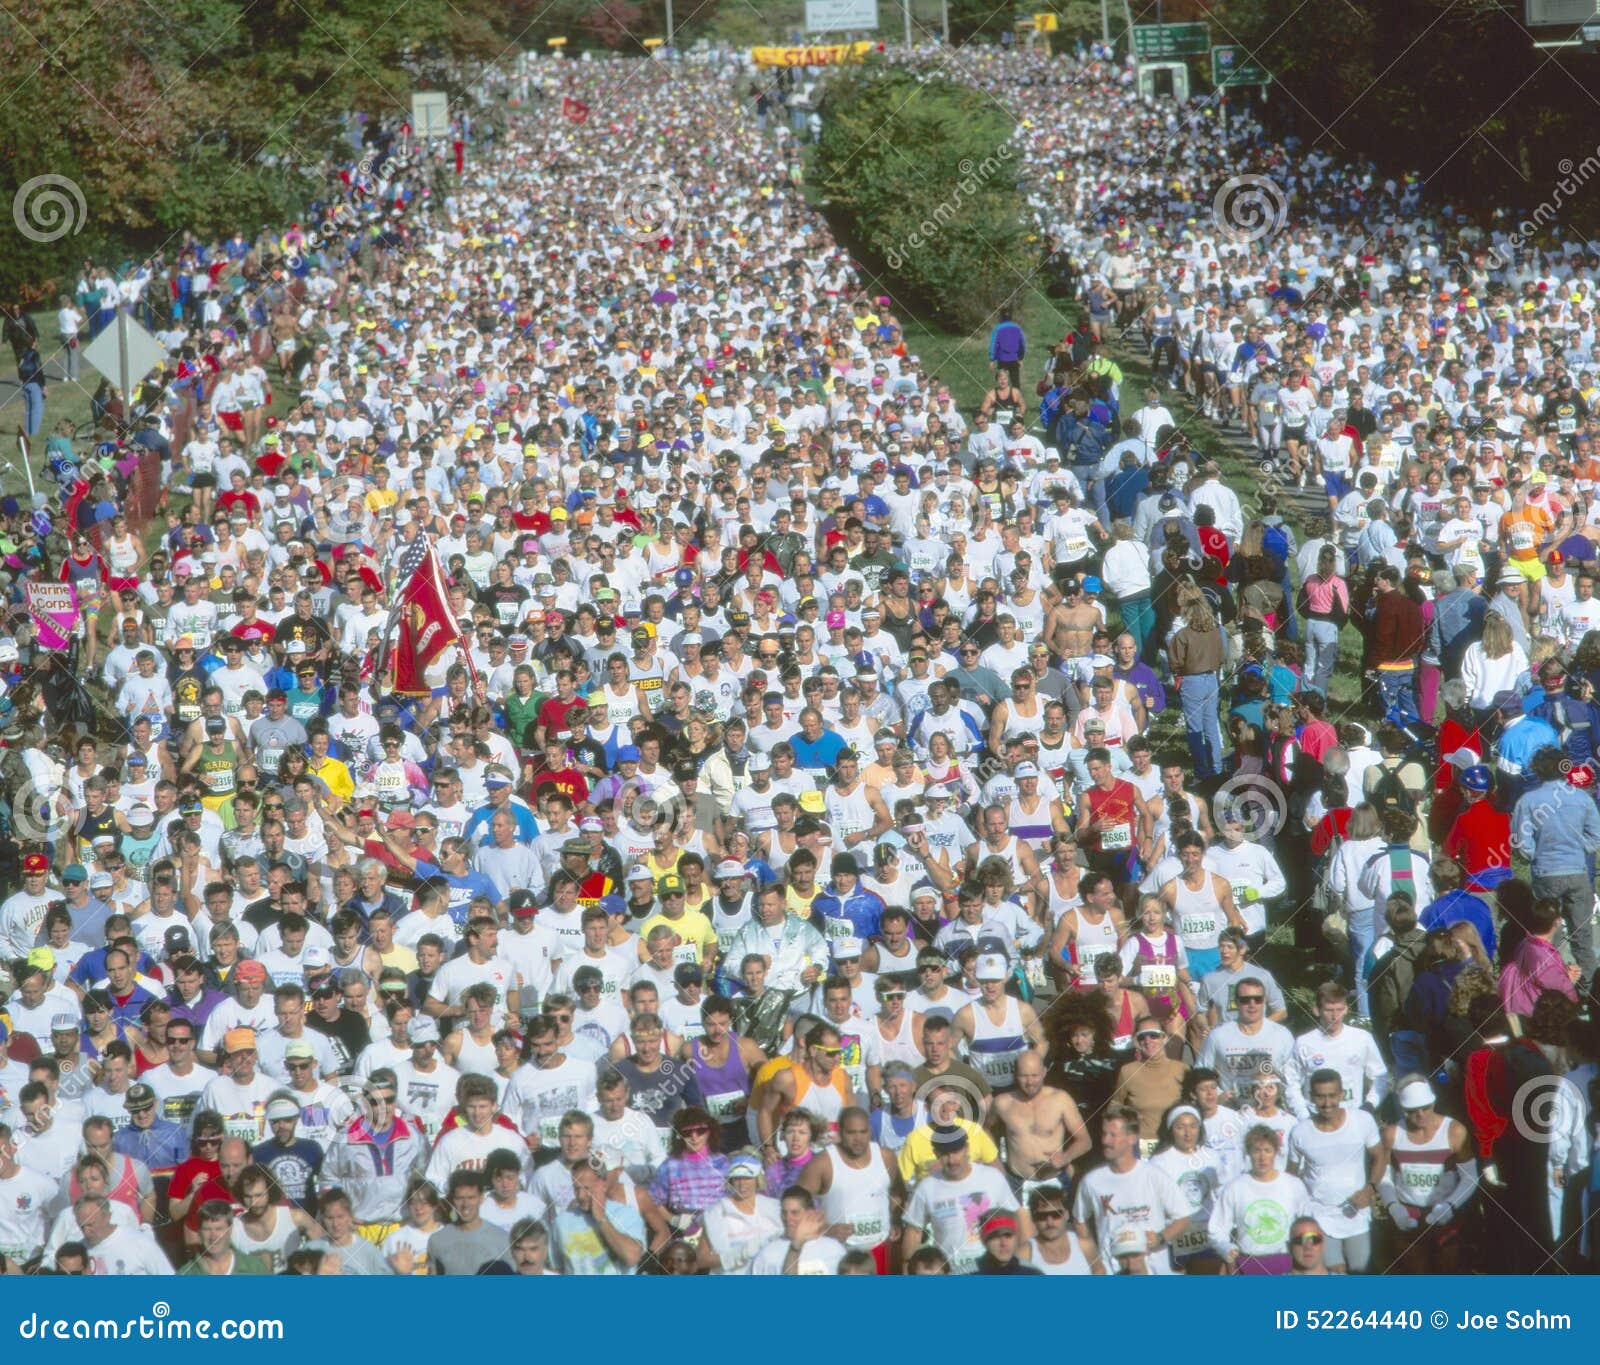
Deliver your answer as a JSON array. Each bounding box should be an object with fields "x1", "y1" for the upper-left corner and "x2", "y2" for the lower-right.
[
  {"x1": 1042, "y1": 581, "x2": 1101, "y2": 672},
  {"x1": 989, "y1": 1053, "x2": 1091, "y2": 1199}
]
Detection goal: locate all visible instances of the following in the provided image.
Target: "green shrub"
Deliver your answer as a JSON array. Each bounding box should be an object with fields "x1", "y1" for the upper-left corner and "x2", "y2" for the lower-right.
[{"x1": 813, "y1": 66, "x2": 1031, "y2": 332}]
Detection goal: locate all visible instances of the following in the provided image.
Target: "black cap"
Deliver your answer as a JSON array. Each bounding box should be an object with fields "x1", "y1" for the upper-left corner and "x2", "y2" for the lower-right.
[{"x1": 831, "y1": 853, "x2": 860, "y2": 878}]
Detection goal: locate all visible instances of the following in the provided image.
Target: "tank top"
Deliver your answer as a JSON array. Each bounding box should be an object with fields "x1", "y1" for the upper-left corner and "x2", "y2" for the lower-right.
[
  {"x1": 197, "y1": 742, "x2": 238, "y2": 797},
  {"x1": 1065, "y1": 906, "x2": 1121, "y2": 985},
  {"x1": 629, "y1": 659, "x2": 665, "y2": 713},
  {"x1": 232, "y1": 1207, "x2": 300, "y2": 1273},
  {"x1": 1173, "y1": 874, "x2": 1225, "y2": 952},
  {"x1": 1110, "y1": 991, "x2": 1137, "y2": 1052},
  {"x1": 453, "y1": 1029, "x2": 498, "y2": 1080},
  {"x1": 871, "y1": 1013, "x2": 923, "y2": 1068},
  {"x1": 790, "y1": 1064, "x2": 852, "y2": 1136},
  {"x1": 966, "y1": 995, "x2": 1028, "y2": 1090},
  {"x1": 821, "y1": 1149, "x2": 892, "y2": 1249},
  {"x1": 1007, "y1": 793, "x2": 1055, "y2": 849},
  {"x1": 604, "y1": 679, "x2": 641, "y2": 726},
  {"x1": 1027, "y1": 1234, "x2": 1093, "y2": 1274},
  {"x1": 1129, "y1": 930, "x2": 1183, "y2": 1007},
  {"x1": 1389, "y1": 1118, "x2": 1460, "y2": 1211},
  {"x1": 825, "y1": 782, "x2": 874, "y2": 841},
  {"x1": 691, "y1": 1037, "x2": 752, "y2": 1137},
  {"x1": 1036, "y1": 735, "x2": 1073, "y2": 803},
  {"x1": 1084, "y1": 781, "x2": 1138, "y2": 855},
  {"x1": 1001, "y1": 694, "x2": 1045, "y2": 740},
  {"x1": 980, "y1": 833, "x2": 1029, "y2": 886}
]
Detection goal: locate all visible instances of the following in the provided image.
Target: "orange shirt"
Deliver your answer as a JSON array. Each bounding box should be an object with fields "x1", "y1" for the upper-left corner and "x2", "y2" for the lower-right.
[{"x1": 1500, "y1": 505, "x2": 1552, "y2": 561}]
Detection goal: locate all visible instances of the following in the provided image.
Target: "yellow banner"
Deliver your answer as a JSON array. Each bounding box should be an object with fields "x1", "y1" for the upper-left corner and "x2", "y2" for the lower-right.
[
  {"x1": 751, "y1": 41, "x2": 872, "y2": 66},
  {"x1": 1033, "y1": 12, "x2": 1059, "y2": 31}
]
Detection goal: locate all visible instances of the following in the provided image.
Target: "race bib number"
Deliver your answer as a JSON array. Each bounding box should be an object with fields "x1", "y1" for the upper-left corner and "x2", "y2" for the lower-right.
[
  {"x1": 705, "y1": 1090, "x2": 747, "y2": 1121},
  {"x1": 1510, "y1": 524, "x2": 1535, "y2": 551},
  {"x1": 1100, "y1": 823, "x2": 1131, "y2": 851},
  {"x1": 1142, "y1": 963, "x2": 1177, "y2": 991},
  {"x1": 853, "y1": 1215, "x2": 885, "y2": 1242},
  {"x1": 1229, "y1": 882, "x2": 1253, "y2": 906},
  {"x1": 1063, "y1": 536, "x2": 1091, "y2": 559}
]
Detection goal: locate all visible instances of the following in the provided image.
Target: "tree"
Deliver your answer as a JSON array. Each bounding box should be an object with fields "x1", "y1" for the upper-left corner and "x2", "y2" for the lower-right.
[{"x1": 813, "y1": 65, "x2": 1033, "y2": 332}]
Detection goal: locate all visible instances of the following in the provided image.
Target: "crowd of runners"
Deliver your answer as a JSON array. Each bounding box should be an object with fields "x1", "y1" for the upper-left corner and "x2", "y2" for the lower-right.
[{"x1": 0, "y1": 41, "x2": 1596, "y2": 1277}]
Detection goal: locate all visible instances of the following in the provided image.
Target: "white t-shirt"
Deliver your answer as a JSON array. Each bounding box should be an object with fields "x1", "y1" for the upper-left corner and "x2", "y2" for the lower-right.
[
  {"x1": 904, "y1": 1165, "x2": 1018, "y2": 1274},
  {"x1": 1072, "y1": 1159, "x2": 1189, "y2": 1274},
  {"x1": 0, "y1": 1165, "x2": 58, "y2": 1259},
  {"x1": 1284, "y1": 1109, "x2": 1381, "y2": 1238}
]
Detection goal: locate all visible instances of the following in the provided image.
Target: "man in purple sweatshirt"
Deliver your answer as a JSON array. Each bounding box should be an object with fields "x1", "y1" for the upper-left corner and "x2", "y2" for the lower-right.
[{"x1": 989, "y1": 310, "x2": 1026, "y2": 388}]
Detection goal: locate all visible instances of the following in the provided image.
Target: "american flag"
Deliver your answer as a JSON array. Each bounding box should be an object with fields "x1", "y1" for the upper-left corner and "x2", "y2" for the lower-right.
[{"x1": 377, "y1": 534, "x2": 433, "y2": 678}]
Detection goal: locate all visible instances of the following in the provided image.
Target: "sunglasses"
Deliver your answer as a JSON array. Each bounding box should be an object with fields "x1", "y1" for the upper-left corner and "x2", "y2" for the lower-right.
[
  {"x1": 814, "y1": 1045, "x2": 844, "y2": 1056},
  {"x1": 1033, "y1": 1208, "x2": 1066, "y2": 1220},
  {"x1": 1237, "y1": 995, "x2": 1265, "y2": 1004},
  {"x1": 680, "y1": 1125, "x2": 711, "y2": 1137},
  {"x1": 550, "y1": 1013, "x2": 573, "y2": 1023},
  {"x1": 1292, "y1": 1234, "x2": 1324, "y2": 1247}
]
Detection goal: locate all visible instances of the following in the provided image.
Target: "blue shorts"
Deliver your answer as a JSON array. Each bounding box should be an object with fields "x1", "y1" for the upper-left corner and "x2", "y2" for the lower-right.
[{"x1": 1322, "y1": 472, "x2": 1350, "y2": 500}]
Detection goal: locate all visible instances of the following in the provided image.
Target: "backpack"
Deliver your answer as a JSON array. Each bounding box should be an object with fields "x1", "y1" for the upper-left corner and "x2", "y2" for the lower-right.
[
  {"x1": 1369, "y1": 930, "x2": 1425, "y2": 1035},
  {"x1": 1366, "y1": 760, "x2": 1410, "y2": 815}
]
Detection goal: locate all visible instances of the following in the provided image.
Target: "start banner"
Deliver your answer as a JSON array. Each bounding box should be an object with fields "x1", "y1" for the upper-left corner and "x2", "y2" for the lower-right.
[
  {"x1": 27, "y1": 582, "x2": 79, "y2": 651},
  {"x1": 751, "y1": 41, "x2": 873, "y2": 66}
]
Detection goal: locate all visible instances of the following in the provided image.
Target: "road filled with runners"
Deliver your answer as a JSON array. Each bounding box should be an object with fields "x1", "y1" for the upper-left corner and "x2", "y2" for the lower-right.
[{"x1": 0, "y1": 41, "x2": 1595, "y2": 1277}]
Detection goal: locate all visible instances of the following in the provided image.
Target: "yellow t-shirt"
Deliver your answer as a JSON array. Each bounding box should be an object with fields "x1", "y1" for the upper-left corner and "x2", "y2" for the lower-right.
[
  {"x1": 637, "y1": 908, "x2": 717, "y2": 960},
  {"x1": 896, "y1": 1119, "x2": 1000, "y2": 1186},
  {"x1": 307, "y1": 755, "x2": 354, "y2": 804}
]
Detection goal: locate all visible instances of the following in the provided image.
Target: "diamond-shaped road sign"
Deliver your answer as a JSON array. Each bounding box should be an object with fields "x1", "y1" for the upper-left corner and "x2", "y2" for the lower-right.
[{"x1": 81, "y1": 314, "x2": 169, "y2": 391}]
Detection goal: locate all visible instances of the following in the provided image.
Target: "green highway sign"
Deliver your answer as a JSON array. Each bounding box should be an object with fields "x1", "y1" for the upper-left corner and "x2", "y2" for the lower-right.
[
  {"x1": 1132, "y1": 22, "x2": 1209, "y2": 59},
  {"x1": 1210, "y1": 44, "x2": 1272, "y2": 87}
]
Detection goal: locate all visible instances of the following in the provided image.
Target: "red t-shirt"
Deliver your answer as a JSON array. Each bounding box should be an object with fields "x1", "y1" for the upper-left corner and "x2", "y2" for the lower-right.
[{"x1": 167, "y1": 1156, "x2": 230, "y2": 1231}]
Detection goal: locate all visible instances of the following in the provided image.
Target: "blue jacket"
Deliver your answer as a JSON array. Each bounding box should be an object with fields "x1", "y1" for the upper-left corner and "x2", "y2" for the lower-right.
[
  {"x1": 811, "y1": 886, "x2": 886, "y2": 951},
  {"x1": 1421, "y1": 889, "x2": 1497, "y2": 958}
]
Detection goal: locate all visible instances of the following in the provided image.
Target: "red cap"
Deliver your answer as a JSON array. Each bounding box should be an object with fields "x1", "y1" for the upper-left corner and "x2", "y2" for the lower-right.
[
  {"x1": 1569, "y1": 763, "x2": 1596, "y2": 789},
  {"x1": 1549, "y1": 551, "x2": 1565, "y2": 565},
  {"x1": 22, "y1": 853, "x2": 48, "y2": 874},
  {"x1": 980, "y1": 1212, "x2": 1019, "y2": 1239}
]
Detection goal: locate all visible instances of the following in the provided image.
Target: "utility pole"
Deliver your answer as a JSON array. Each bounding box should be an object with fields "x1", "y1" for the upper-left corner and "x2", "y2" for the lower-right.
[
  {"x1": 904, "y1": 0, "x2": 912, "y2": 50},
  {"x1": 941, "y1": 0, "x2": 949, "y2": 43},
  {"x1": 1100, "y1": 0, "x2": 1110, "y2": 45},
  {"x1": 666, "y1": 0, "x2": 675, "y2": 47}
]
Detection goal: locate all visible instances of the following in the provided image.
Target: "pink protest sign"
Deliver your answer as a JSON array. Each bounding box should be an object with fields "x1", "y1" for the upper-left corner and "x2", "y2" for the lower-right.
[{"x1": 28, "y1": 582, "x2": 80, "y2": 652}]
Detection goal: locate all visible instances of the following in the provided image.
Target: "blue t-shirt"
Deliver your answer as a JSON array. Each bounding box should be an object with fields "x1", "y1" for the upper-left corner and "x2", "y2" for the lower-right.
[
  {"x1": 790, "y1": 729, "x2": 847, "y2": 778},
  {"x1": 414, "y1": 859, "x2": 502, "y2": 926}
]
